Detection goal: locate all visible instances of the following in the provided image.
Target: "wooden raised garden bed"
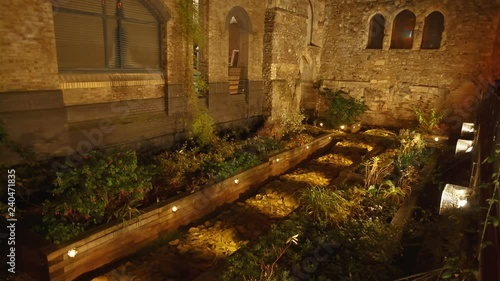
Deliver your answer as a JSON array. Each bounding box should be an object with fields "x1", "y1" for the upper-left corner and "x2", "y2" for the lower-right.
[{"x1": 40, "y1": 133, "x2": 335, "y2": 281}]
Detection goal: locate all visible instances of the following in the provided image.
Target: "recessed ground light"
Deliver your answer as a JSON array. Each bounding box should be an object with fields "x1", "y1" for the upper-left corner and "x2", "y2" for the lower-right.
[
  {"x1": 328, "y1": 136, "x2": 332, "y2": 139},
  {"x1": 67, "y1": 248, "x2": 78, "y2": 258},
  {"x1": 276, "y1": 158, "x2": 280, "y2": 163},
  {"x1": 319, "y1": 123, "x2": 323, "y2": 127},
  {"x1": 306, "y1": 145, "x2": 310, "y2": 149},
  {"x1": 340, "y1": 125, "x2": 345, "y2": 130},
  {"x1": 234, "y1": 178, "x2": 239, "y2": 184},
  {"x1": 434, "y1": 137, "x2": 439, "y2": 142},
  {"x1": 171, "y1": 205, "x2": 178, "y2": 213}
]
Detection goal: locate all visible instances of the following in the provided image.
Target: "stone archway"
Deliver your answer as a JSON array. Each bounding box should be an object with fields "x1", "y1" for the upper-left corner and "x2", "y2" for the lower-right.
[{"x1": 225, "y1": 6, "x2": 252, "y2": 94}]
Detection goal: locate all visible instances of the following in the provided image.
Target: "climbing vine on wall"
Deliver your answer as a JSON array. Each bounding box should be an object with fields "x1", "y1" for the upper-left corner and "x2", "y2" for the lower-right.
[{"x1": 177, "y1": 0, "x2": 215, "y2": 146}]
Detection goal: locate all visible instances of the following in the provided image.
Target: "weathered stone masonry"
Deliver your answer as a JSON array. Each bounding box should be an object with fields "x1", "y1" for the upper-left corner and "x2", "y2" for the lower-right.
[{"x1": 319, "y1": 0, "x2": 499, "y2": 127}]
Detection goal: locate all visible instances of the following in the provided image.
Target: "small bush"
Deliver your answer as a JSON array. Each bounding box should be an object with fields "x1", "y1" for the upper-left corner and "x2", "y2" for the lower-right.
[
  {"x1": 414, "y1": 107, "x2": 447, "y2": 133},
  {"x1": 300, "y1": 186, "x2": 350, "y2": 226},
  {"x1": 318, "y1": 88, "x2": 368, "y2": 127},
  {"x1": 37, "y1": 148, "x2": 154, "y2": 244},
  {"x1": 190, "y1": 111, "x2": 216, "y2": 147}
]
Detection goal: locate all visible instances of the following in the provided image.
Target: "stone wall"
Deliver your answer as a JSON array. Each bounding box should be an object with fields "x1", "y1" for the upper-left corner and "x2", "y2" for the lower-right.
[
  {"x1": 319, "y1": 0, "x2": 499, "y2": 127},
  {"x1": 263, "y1": 0, "x2": 326, "y2": 122}
]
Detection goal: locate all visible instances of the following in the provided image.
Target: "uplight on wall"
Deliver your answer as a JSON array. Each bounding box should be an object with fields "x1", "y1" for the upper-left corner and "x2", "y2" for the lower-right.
[
  {"x1": 461, "y1": 122, "x2": 475, "y2": 136},
  {"x1": 67, "y1": 248, "x2": 78, "y2": 258},
  {"x1": 439, "y1": 184, "x2": 472, "y2": 214},
  {"x1": 455, "y1": 139, "x2": 474, "y2": 155}
]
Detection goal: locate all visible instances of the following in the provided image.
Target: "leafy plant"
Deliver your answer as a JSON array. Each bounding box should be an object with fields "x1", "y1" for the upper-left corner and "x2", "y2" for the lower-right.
[
  {"x1": 318, "y1": 88, "x2": 368, "y2": 127},
  {"x1": 413, "y1": 107, "x2": 447, "y2": 133},
  {"x1": 396, "y1": 129, "x2": 427, "y2": 172},
  {"x1": 363, "y1": 156, "x2": 394, "y2": 189},
  {"x1": 37, "y1": 148, "x2": 154, "y2": 243}
]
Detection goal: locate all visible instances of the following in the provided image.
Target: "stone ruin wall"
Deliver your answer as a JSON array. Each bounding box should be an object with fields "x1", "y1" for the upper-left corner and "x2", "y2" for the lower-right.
[{"x1": 317, "y1": 0, "x2": 499, "y2": 128}]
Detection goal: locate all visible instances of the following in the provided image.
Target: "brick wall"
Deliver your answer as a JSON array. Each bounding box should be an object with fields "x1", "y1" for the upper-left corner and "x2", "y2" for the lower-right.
[{"x1": 0, "y1": 0, "x2": 59, "y2": 92}]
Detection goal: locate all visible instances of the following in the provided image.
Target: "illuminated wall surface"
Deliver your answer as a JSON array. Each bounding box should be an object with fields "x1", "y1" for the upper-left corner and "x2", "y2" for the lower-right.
[{"x1": 0, "y1": 0, "x2": 498, "y2": 165}]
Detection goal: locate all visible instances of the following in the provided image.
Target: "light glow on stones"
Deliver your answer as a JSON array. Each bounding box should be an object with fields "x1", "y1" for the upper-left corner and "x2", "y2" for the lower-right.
[
  {"x1": 457, "y1": 199, "x2": 468, "y2": 208},
  {"x1": 67, "y1": 248, "x2": 78, "y2": 258},
  {"x1": 171, "y1": 205, "x2": 178, "y2": 213},
  {"x1": 234, "y1": 178, "x2": 239, "y2": 184}
]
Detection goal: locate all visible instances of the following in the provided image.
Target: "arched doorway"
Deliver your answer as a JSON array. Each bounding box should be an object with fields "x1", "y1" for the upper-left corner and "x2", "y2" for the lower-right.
[{"x1": 225, "y1": 7, "x2": 252, "y2": 94}]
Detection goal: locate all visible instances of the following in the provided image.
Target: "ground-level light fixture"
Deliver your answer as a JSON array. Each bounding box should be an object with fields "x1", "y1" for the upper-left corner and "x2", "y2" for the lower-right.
[
  {"x1": 455, "y1": 139, "x2": 474, "y2": 155},
  {"x1": 171, "y1": 205, "x2": 178, "y2": 213},
  {"x1": 234, "y1": 178, "x2": 239, "y2": 184},
  {"x1": 434, "y1": 137, "x2": 439, "y2": 142},
  {"x1": 306, "y1": 145, "x2": 310, "y2": 149},
  {"x1": 319, "y1": 122, "x2": 323, "y2": 127},
  {"x1": 461, "y1": 122, "x2": 475, "y2": 136},
  {"x1": 67, "y1": 248, "x2": 78, "y2": 258},
  {"x1": 340, "y1": 125, "x2": 346, "y2": 130},
  {"x1": 439, "y1": 184, "x2": 472, "y2": 214},
  {"x1": 276, "y1": 158, "x2": 280, "y2": 163}
]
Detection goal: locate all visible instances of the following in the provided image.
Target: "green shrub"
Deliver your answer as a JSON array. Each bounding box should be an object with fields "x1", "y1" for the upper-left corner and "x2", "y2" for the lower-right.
[
  {"x1": 155, "y1": 137, "x2": 281, "y2": 193},
  {"x1": 38, "y1": 148, "x2": 154, "y2": 244},
  {"x1": 318, "y1": 88, "x2": 368, "y2": 127},
  {"x1": 221, "y1": 219, "x2": 302, "y2": 281},
  {"x1": 190, "y1": 111, "x2": 216, "y2": 147},
  {"x1": 299, "y1": 186, "x2": 350, "y2": 227},
  {"x1": 240, "y1": 136, "x2": 284, "y2": 160}
]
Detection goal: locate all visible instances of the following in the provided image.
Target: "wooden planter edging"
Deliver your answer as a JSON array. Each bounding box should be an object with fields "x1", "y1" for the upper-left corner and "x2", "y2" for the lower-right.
[{"x1": 41, "y1": 133, "x2": 334, "y2": 281}]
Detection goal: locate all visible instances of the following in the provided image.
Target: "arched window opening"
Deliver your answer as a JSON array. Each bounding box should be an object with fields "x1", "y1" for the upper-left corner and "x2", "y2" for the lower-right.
[
  {"x1": 53, "y1": 0, "x2": 161, "y2": 70},
  {"x1": 390, "y1": 10, "x2": 416, "y2": 49},
  {"x1": 307, "y1": 0, "x2": 313, "y2": 45},
  {"x1": 367, "y1": 13, "x2": 385, "y2": 49},
  {"x1": 421, "y1": 11, "x2": 444, "y2": 49}
]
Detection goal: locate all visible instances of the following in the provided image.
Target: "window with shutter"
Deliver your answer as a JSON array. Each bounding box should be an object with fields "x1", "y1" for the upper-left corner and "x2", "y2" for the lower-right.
[{"x1": 53, "y1": 0, "x2": 161, "y2": 71}]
